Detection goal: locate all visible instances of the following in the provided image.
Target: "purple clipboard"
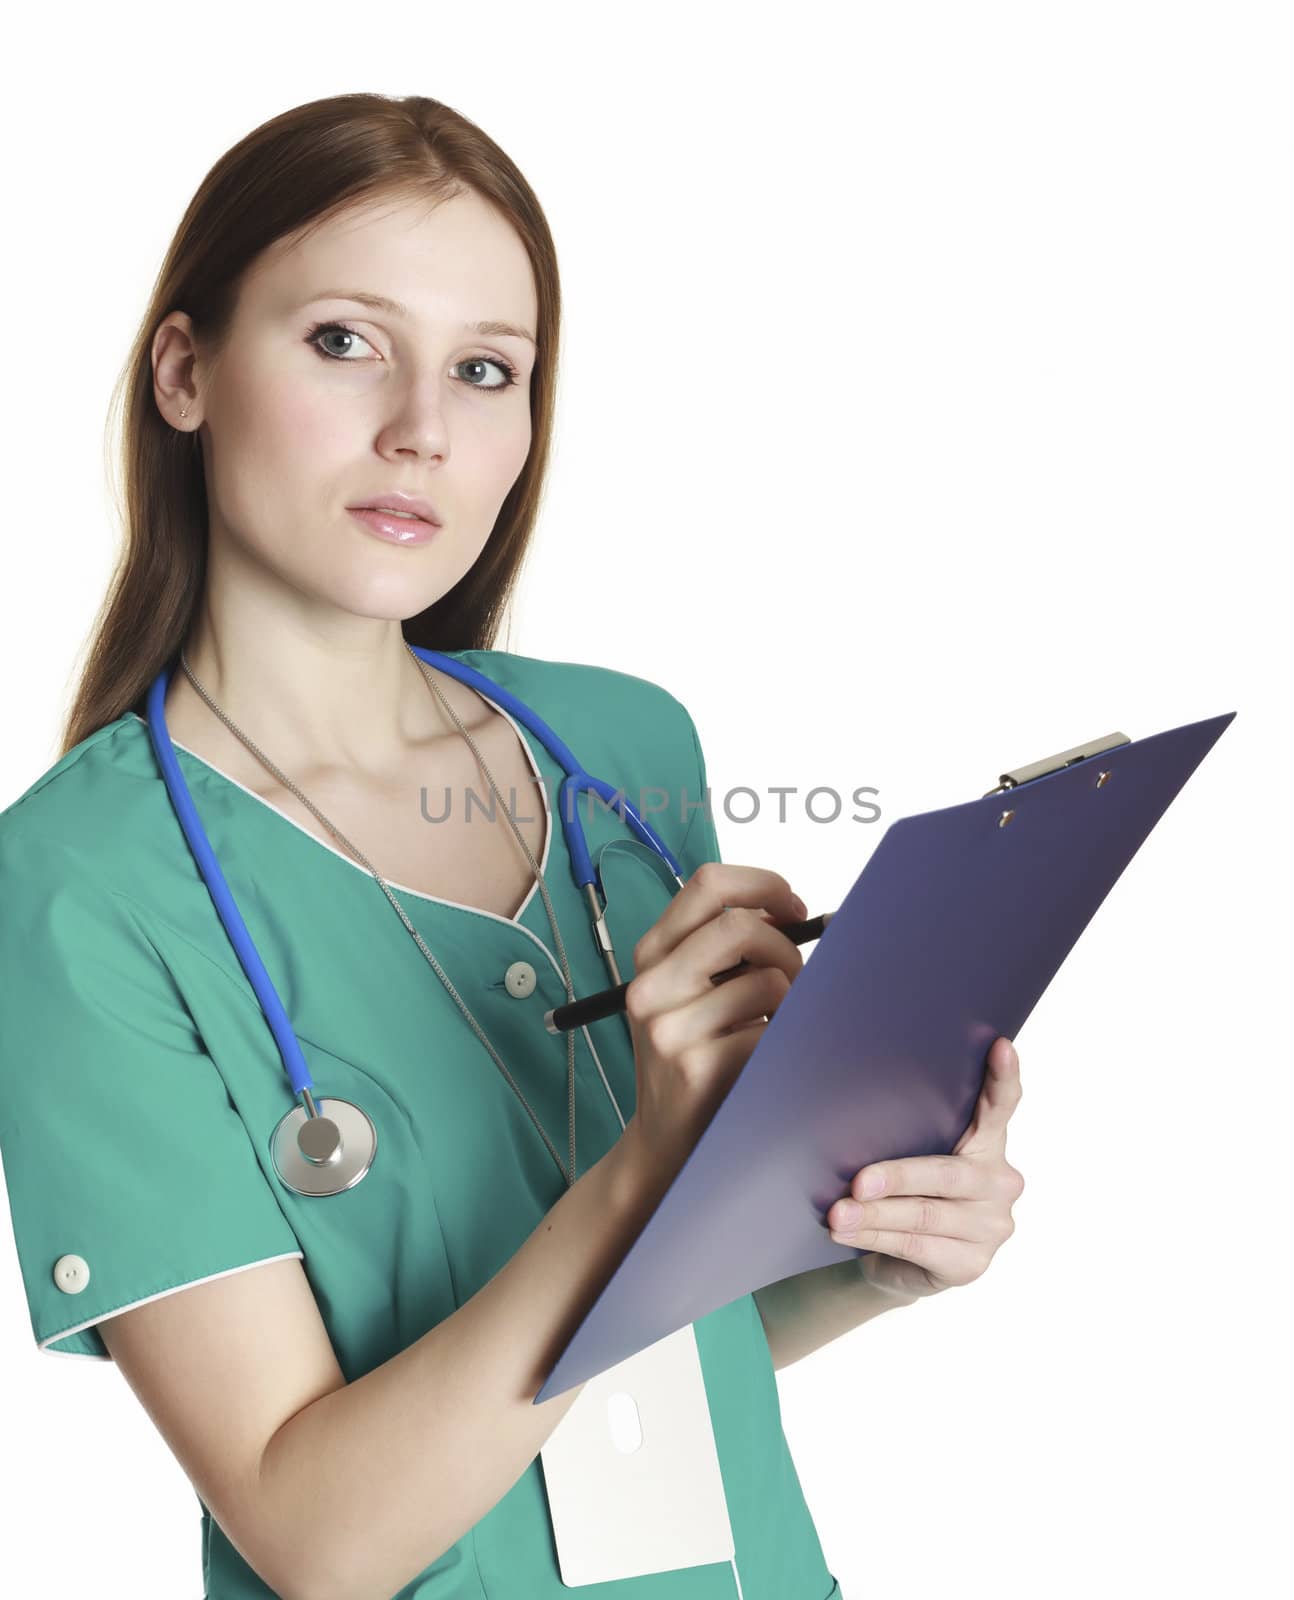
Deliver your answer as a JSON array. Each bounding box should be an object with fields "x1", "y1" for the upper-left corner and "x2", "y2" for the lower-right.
[{"x1": 535, "y1": 710, "x2": 1236, "y2": 1403}]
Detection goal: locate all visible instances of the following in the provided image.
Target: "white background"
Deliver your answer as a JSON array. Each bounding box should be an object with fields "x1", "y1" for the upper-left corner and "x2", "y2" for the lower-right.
[{"x1": 1, "y1": 3, "x2": 1288, "y2": 1596}]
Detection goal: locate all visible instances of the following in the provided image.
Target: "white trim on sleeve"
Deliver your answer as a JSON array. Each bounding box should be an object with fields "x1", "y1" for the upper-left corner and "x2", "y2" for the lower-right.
[{"x1": 38, "y1": 1250, "x2": 306, "y2": 1360}]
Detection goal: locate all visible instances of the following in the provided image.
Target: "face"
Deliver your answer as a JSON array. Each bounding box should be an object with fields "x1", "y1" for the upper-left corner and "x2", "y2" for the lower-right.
[{"x1": 153, "y1": 189, "x2": 537, "y2": 624}]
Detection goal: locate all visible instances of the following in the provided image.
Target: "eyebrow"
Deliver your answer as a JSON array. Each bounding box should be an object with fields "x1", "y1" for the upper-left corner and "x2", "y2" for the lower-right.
[{"x1": 303, "y1": 289, "x2": 536, "y2": 346}]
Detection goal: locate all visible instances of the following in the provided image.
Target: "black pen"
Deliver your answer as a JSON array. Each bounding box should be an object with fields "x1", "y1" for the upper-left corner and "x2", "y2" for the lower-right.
[{"x1": 542, "y1": 911, "x2": 835, "y2": 1035}]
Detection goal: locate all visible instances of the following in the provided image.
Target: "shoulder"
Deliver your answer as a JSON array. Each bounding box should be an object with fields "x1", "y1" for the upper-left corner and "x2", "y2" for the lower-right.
[
  {"x1": 444, "y1": 648, "x2": 702, "y2": 757},
  {"x1": 0, "y1": 712, "x2": 167, "y2": 895}
]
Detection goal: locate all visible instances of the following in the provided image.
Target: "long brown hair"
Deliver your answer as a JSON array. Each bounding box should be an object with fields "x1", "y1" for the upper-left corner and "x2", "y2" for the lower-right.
[{"x1": 59, "y1": 92, "x2": 561, "y2": 758}]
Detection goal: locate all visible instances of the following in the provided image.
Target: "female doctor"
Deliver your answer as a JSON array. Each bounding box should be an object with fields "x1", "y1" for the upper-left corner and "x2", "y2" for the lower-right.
[{"x1": 0, "y1": 93, "x2": 1025, "y2": 1600}]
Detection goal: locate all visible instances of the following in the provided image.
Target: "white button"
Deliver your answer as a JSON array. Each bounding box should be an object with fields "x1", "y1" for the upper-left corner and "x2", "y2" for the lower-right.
[
  {"x1": 53, "y1": 1254, "x2": 90, "y2": 1295},
  {"x1": 504, "y1": 960, "x2": 537, "y2": 998}
]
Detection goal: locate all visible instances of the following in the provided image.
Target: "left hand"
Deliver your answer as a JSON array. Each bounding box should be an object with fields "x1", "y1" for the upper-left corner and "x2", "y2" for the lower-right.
[{"x1": 825, "y1": 1035, "x2": 1026, "y2": 1299}]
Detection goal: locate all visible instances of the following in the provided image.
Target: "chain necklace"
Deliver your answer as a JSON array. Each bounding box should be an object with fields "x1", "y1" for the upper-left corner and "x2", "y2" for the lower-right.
[{"x1": 178, "y1": 642, "x2": 583, "y2": 1189}]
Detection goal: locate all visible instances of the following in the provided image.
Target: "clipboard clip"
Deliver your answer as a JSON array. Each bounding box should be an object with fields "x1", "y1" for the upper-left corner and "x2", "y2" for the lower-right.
[{"x1": 982, "y1": 731, "x2": 1132, "y2": 797}]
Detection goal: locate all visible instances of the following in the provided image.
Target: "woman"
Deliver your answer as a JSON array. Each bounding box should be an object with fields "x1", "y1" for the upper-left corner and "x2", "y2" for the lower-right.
[{"x1": 0, "y1": 93, "x2": 1023, "y2": 1599}]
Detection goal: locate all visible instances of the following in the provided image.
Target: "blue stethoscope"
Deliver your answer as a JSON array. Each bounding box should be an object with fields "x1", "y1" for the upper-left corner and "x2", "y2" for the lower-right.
[{"x1": 144, "y1": 646, "x2": 685, "y2": 1197}]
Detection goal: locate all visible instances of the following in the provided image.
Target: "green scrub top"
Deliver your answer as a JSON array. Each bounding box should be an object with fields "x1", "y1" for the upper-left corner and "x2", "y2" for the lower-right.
[{"x1": 0, "y1": 649, "x2": 840, "y2": 1600}]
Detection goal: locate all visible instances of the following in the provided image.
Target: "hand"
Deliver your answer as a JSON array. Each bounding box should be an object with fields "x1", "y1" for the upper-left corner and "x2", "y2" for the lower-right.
[
  {"x1": 623, "y1": 862, "x2": 806, "y2": 1187},
  {"x1": 825, "y1": 1036, "x2": 1026, "y2": 1300}
]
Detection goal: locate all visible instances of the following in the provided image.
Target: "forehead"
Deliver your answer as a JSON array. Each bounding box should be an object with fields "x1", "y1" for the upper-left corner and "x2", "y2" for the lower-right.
[{"x1": 241, "y1": 191, "x2": 538, "y2": 330}]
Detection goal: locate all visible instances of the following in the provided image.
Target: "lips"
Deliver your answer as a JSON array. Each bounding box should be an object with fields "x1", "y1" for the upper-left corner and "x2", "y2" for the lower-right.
[
  {"x1": 347, "y1": 506, "x2": 441, "y2": 546},
  {"x1": 348, "y1": 492, "x2": 442, "y2": 526}
]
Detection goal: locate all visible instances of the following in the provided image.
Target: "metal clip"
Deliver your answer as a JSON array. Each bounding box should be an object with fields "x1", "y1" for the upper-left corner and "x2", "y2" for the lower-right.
[{"x1": 982, "y1": 731, "x2": 1131, "y2": 797}]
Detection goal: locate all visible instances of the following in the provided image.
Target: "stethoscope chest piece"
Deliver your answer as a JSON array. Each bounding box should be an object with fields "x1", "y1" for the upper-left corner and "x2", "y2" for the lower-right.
[
  {"x1": 271, "y1": 1097, "x2": 378, "y2": 1197},
  {"x1": 146, "y1": 646, "x2": 685, "y2": 1201}
]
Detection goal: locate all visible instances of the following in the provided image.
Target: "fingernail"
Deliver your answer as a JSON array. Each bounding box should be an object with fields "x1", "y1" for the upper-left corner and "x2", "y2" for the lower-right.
[
  {"x1": 792, "y1": 895, "x2": 808, "y2": 918},
  {"x1": 860, "y1": 1168, "x2": 885, "y2": 1196},
  {"x1": 833, "y1": 1200, "x2": 862, "y2": 1227}
]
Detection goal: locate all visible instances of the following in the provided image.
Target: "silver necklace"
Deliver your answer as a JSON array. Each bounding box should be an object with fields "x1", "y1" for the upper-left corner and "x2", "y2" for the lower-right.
[{"x1": 178, "y1": 643, "x2": 583, "y2": 1189}]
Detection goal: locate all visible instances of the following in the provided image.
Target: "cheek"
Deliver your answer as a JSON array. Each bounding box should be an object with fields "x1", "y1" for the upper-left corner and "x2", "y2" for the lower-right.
[
  {"x1": 243, "y1": 370, "x2": 354, "y2": 478},
  {"x1": 207, "y1": 363, "x2": 350, "y2": 515},
  {"x1": 459, "y1": 409, "x2": 532, "y2": 511}
]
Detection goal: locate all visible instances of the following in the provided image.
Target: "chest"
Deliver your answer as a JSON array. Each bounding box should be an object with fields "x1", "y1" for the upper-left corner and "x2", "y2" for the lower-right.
[{"x1": 246, "y1": 716, "x2": 549, "y2": 921}]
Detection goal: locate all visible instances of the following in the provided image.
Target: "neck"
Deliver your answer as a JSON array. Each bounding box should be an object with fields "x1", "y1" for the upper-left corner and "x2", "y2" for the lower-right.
[{"x1": 171, "y1": 621, "x2": 451, "y2": 777}]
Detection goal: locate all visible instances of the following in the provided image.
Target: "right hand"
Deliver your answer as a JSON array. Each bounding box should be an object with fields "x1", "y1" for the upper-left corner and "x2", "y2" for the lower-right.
[{"x1": 619, "y1": 862, "x2": 807, "y2": 1185}]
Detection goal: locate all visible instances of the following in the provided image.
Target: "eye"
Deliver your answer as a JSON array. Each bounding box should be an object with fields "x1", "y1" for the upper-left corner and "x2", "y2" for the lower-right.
[
  {"x1": 305, "y1": 320, "x2": 376, "y2": 361},
  {"x1": 304, "y1": 321, "x2": 521, "y2": 395},
  {"x1": 454, "y1": 355, "x2": 519, "y2": 393}
]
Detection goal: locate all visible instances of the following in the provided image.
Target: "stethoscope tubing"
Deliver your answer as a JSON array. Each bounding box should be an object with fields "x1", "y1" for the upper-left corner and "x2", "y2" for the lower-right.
[
  {"x1": 145, "y1": 662, "x2": 317, "y2": 1096},
  {"x1": 143, "y1": 648, "x2": 683, "y2": 1104},
  {"x1": 409, "y1": 647, "x2": 683, "y2": 884}
]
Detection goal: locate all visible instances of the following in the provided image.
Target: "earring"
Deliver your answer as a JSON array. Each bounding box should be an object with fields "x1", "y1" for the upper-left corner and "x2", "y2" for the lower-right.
[{"x1": 179, "y1": 407, "x2": 189, "y2": 418}]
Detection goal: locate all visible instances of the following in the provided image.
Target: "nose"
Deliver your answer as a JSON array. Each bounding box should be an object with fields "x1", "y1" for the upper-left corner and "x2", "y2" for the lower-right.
[{"x1": 375, "y1": 375, "x2": 451, "y2": 461}]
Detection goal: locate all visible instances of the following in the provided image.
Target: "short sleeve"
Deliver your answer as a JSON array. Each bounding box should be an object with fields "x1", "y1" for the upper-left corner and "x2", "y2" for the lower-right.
[
  {"x1": 676, "y1": 707, "x2": 723, "y2": 874},
  {"x1": 0, "y1": 825, "x2": 303, "y2": 1360}
]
